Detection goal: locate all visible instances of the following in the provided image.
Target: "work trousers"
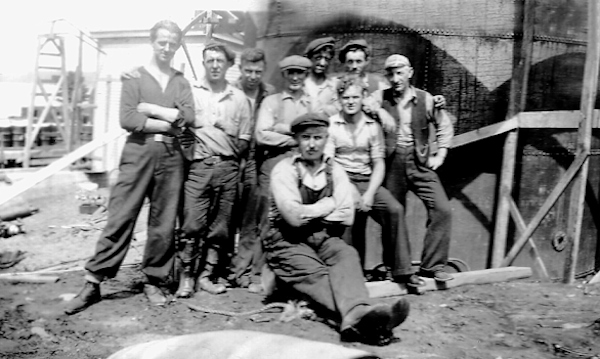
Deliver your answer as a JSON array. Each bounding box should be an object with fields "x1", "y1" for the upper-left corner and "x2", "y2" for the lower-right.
[
  {"x1": 180, "y1": 159, "x2": 239, "y2": 279},
  {"x1": 345, "y1": 177, "x2": 412, "y2": 276},
  {"x1": 385, "y1": 146, "x2": 452, "y2": 274},
  {"x1": 265, "y1": 230, "x2": 370, "y2": 321},
  {"x1": 85, "y1": 136, "x2": 184, "y2": 285}
]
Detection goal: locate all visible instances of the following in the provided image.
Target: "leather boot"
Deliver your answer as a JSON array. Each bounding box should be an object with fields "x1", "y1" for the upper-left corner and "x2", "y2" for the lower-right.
[
  {"x1": 65, "y1": 282, "x2": 101, "y2": 315},
  {"x1": 175, "y1": 270, "x2": 195, "y2": 298}
]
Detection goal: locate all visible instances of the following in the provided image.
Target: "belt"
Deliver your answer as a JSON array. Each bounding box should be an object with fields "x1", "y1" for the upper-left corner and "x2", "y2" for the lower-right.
[
  {"x1": 200, "y1": 155, "x2": 236, "y2": 165},
  {"x1": 130, "y1": 133, "x2": 176, "y2": 143}
]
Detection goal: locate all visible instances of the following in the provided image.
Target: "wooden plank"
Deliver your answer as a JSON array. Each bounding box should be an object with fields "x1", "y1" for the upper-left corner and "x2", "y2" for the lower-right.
[
  {"x1": 518, "y1": 111, "x2": 581, "y2": 128},
  {"x1": 0, "y1": 273, "x2": 59, "y2": 283},
  {"x1": 508, "y1": 198, "x2": 550, "y2": 280},
  {"x1": 588, "y1": 271, "x2": 600, "y2": 285},
  {"x1": 564, "y1": 0, "x2": 600, "y2": 284},
  {"x1": 367, "y1": 267, "x2": 532, "y2": 298},
  {"x1": 491, "y1": 0, "x2": 535, "y2": 268},
  {"x1": 0, "y1": 129, "x2": 126, "y2": 207},
  {"x1": 451, "y1": 117, "x2": 518, "y2": 149},
  {"x1": 502, "y1": 153, "x2": 587, "y2": 266}
]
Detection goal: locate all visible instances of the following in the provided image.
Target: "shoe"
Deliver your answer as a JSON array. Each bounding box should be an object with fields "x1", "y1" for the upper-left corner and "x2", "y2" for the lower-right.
[
  {"x1": 388, "y1": 298, "x2": 410, "y2": 330},
  {"x1": 340, "y1": 304, "x2": 392, "y2": 345},
  {"x1": 65, "y1": 282, "x2": 101, "y2": 315},
  {"x1": 419, "y1": 270, "x2": 454, "y2": 282},
  {"x1": 394, "y1": 274, "x2": 426, "y2": 288},
  {"x1": 198, "y1": 277, "x2": 227, "y2": 295},
  {"x1": 143, "y1": 284, "x2": 168, "y2": 306},
  {"x1": 175, "y1": 273, "x2": 195, "y2": 298},
  {"x1": 248, "y1": 282, "x2": 264, "y2": 294}
]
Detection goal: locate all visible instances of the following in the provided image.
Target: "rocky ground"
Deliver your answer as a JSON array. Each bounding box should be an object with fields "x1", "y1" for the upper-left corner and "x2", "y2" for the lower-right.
[{"x1": 0, "y1": 178, "x2": 599, "y2": 359}]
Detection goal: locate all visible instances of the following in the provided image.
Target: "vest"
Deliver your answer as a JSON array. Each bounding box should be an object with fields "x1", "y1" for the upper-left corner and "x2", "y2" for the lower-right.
[{"x1": 381, "y1": 87, "x2": 429, "y2": 164}]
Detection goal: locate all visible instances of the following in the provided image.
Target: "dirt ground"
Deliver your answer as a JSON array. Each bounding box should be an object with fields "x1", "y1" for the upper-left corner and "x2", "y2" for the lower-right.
[{"x1": 1, "y1": 179, "x2": 600, "y2": 359}]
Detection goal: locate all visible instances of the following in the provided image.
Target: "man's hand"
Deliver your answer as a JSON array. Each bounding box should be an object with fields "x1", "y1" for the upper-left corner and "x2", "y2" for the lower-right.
[
  {"x1": 377, "y1": 108, "x2": 397, "y2": 132},
  {"x1": 359, "y1": 191, "x2": 375, "y2": 212},
  {"x1": 433, "y1": 95, "x2": 446, "y2": 109},
  {"x1": 121, "y1": 67, "x2": 141, "y2": 80},
  {"x1": 361, "y1": 96, "x2": 380, "y2": 114},
  {"x1": 427, "y1": 152, "x2": 446, "y2": 170},
  {"x1": 271, "y1": 123, "x2": 291, "y2": 135}
]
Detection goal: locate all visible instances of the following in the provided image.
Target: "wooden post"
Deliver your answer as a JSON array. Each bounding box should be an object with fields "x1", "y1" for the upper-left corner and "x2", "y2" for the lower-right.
[
  {"x1": 491, "y1": 0, "x2": 535, "y2": 267},
  {"x1": 563, "y1": 0, "x2": 600, "y2": 284},
  {"x1": 24, "y1": 38, "x2": 43, "y2": 168}
]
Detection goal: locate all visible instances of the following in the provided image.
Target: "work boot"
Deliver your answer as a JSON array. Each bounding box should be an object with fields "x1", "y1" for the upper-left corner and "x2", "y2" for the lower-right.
[
  {"x1": 143, "y1": 284, "x2": 168, "y2": 306},
  {"x1": 388, "y1": 298, "x2": 410, "y2": 330},
  {"x1": 64, "y1": 282, "x2": 101, "y2": 315},
  {"x1": 198, "y1": 277, "x2": 227, "y2": 295},
  {"x1": 175, "y1": 271, "x2": 195, "y2": 298},
  {"x1": 340, "y1": 303, "x2": 392, "y2": 345}
]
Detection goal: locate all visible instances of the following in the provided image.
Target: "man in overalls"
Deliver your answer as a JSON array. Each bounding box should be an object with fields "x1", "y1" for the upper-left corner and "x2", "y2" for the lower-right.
[{"x1": 264, "y1": 112, "x2": 410, "y2": 345}]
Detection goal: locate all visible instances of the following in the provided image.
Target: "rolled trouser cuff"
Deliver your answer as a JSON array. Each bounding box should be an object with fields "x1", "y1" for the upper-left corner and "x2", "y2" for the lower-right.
[{"x1": 85, "y1": 271, "x2": 104, "y2": 284}]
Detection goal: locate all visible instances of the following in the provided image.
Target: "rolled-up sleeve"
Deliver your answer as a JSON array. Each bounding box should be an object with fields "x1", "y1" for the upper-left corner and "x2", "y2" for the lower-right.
[
  {"x1": 370, "y1": 123, "x2": 385, "y2": 160},
  {"x1": 255, "y1": 96, "x2": 296, "y2": 147},
  {"x1": 119, "y1": 78, "x2": 148, "y2": 132},
  {"x1": 425, "y1": 93, "x2": 454, "y2": 149}
]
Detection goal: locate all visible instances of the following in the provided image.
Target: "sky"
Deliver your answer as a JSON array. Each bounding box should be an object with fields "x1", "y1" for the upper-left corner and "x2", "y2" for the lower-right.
[{"x1": 0, "y1": 0, "x2": 254, "y2": 76}]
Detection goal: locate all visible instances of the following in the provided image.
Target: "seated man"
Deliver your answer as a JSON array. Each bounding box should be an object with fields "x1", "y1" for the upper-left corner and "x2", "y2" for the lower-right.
[
  {"x1": 325, "y1": 76, "x2": 423, "y2": 287},
  {"x1": 263, "y1": 112, "x2": 409, "y2": 345}
]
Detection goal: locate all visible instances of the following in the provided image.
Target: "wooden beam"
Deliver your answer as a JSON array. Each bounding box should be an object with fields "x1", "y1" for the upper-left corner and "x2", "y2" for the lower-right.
[
  {"x1": 502, "y1": 153, "x2": 587, "y2": 266},
  {"x1": 451, "y1": 117, "x2": 519, "y2": 149},
  {"x1": 367, "y1": 267, "x2": 532, "y2": 298},
  {"x1": 564, "y1": 0, "x2": 600, "y2": 284},
  {"x1": 0, "y1": 129, "x2": 126, "y2": 207},
  {"x1": 588, "y1": 271, "x2": 600, "y2": 285},
  {"x1": 491, "y1": 0, "x2": 535, "y2": 268},
  {"x1": 0, "y1": 273, "x2": 59, "y2": 283},
  {"x1": 508, "y1": 197, "x2": 550, "y2": 280}
]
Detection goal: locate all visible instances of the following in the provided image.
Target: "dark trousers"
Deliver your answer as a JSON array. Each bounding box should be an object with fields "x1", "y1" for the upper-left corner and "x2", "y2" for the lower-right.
[
  {"x1": 229, "y1": 159, "x2": 262, "y2": 284},
  {"x1": 266, "y1": 231, "x2": 369, "y2": 320},
  {"x1": 385, "y1": 146, "x2": 452, "y2": 273},
  {"x1": 345, "y1": 177, "x2": 412, "y2": 276},
  {"x1": 85, "y1": 136, "x2": 184, "y2": 285},
  {"x1": 181, "y1": 159, "x2": 239, "y2": 279}
]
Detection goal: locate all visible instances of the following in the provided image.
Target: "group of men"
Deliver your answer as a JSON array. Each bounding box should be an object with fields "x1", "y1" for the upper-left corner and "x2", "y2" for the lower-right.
[{"x1": 64, "y1": 19, "x2": 455, "y2": 345}]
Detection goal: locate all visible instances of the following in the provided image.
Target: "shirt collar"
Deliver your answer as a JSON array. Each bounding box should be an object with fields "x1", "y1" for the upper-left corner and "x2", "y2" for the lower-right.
[
  {"x1": 292, "y1": 152, "x2": 334, "y2": 166},
  {"x1": 193, "y1": 77, "x2": 234, "y2": 95},
  {"x1": 281, "y1": 89, "x2": 310, "y2": 102},
  {"x1": 331, "y1": 112, "x2": 376, "y2": 124}
]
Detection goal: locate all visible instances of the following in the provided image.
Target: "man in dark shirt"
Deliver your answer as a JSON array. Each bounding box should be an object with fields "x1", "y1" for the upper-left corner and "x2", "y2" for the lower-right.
[{"x1": 65, "y1": 20, "x2": 194, "y2": 315}]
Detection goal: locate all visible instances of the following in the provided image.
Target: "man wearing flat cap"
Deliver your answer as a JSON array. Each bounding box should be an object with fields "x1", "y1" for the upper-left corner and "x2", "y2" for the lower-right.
[
  {"x1": 303, "y1": 37, "x2": 340, "y2": 116},
  {"x1": 263, "y1": 112, "x2": 410, "y2": 346},
  {"x1": 176, "y1": 41, "x2": 252, "y2": 297},
  {"x1": 338, "y1": 39, "x2": 389, "y2": 95},
  {"x1": 372, "y1": 54, "x2": 455, "y2": 285}
]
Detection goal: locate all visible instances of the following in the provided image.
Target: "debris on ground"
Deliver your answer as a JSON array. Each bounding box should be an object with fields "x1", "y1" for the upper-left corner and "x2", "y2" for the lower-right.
[{"x1": 0, "y1": 250, "x2": 26, "y2": 269}]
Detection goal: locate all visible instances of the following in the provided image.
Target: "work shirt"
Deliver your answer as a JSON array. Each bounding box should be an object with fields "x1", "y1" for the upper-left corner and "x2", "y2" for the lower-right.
[
  {"x1": 325, "y1": 112, "x2": 385, "y2": 176},
  {"x1": 190, "y1": 78, "x2": 252, "y2": 159},
  {"x1": 270, "y1": 154, "x2": 355, "y2": 227},
  {"x1": 304, "y1": 75, "x2": 340, "y2": 116},
  {"x1": 255, "y1": 90, "x2": 313, "y2": 148},
  {"x1": 120, "y1": 66, "x2": 195, "y2": 133},
  {"x1": 372, "y1": 85, "x2": 453, "y2": 149}
]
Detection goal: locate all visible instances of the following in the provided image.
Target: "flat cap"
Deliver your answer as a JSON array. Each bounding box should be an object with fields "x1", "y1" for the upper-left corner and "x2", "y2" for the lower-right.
[
  {"x1": 291, "y1": 112, "x2": 330, "y2": 134},
  {"x1": 338, "y1": 39, "x2": 370, "y2": 62},
  {"x1": 279, "y1": 55, "x2": 312, "y2": 72},
  {"x1": 203, "y1": 41, "x2": 236, "y2": 63},
  {"x1": 384, "y1": 54, "x2": 411, "y2": 69},
  {"x1": 304, "y1": 37, "x2": 335, "y2": 57}
]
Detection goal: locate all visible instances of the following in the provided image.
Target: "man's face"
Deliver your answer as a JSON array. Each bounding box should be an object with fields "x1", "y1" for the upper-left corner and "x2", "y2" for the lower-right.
[
  {"x1": 297, "y1": 126, "x2": 328, "y2": 163},
  {"x1": 240, "y1": 61, "x2": 265, "y2": 91},
  {"x1": 344, "y1": 50, "x2": 368, "y2": 76},
  {"x1": 310, "y1": 49, "x2": 333, "y2": 75},
  {"x1": 340, "y1": 85, "x2": 364, "y2": 116},
  {"x1": 386, "y1": 65, "x2": 414, "y2": 94},
  {"x1": 151, "y1": 29, "x2": 180, "y2": 65},
  {"x1": 283, "y1": 69, "x2": 307, "y2": 93},
  {"x1": 203, "y1": 49, "x2": 231, "y2": 83}
]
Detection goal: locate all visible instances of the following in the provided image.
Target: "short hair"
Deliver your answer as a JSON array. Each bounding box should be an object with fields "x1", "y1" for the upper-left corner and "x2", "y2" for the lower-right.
[
  {"x1": 336, "y1": 75, "x2": 368, "y2": 95},
  {"x1": 150, "y1": 20, "x2": 183, "y2": 43},
  {"x1": 240, "y1": 48, "x2": 266, "y2": 66}
]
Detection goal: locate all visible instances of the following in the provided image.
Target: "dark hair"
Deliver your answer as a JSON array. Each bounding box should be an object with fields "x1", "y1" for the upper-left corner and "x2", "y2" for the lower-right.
[
  {"x1": 345, "y1": 47, "x2": 369, "y2": 61},
  {"x1": 336, "y1": 75, "x2": 368, "y2": 95},
  {"x1": 150, "y1": 20, "x2": 183, "y2": 43},
  {"x1": 240, "y1": 48, "x2": 266, "y2": 66}
]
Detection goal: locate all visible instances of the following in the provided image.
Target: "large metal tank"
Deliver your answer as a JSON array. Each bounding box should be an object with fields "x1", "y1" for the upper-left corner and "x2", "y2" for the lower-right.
[{"x1": 247, "y1": 0, "x2": 598, "y2": 277}]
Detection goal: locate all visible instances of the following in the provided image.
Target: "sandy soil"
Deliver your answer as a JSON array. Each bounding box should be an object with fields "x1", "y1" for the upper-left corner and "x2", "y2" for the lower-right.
[{"x1": 1, "y1": 181, "x2": 599, "y2": 359}]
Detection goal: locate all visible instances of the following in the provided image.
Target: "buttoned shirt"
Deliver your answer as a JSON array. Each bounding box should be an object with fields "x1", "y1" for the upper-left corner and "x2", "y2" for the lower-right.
[
  {"x1": 304, "y1": 75, "x2": 340, "y2": 116},
  {"x1": 325, "y1": 112, "x2": 385, "y2": 176},
  {"x1": 255, "y1": 90, "x2": 313, "y2": 148},
  {"x1": 270, "y1": 154, "x2": 355, "y2": 227},
  {"x1": 191, "y1": 78, "x2": 252, "y2": 159},
  {"x1": 372, "y1": 86, "x2": 453, "y2": 149}
]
